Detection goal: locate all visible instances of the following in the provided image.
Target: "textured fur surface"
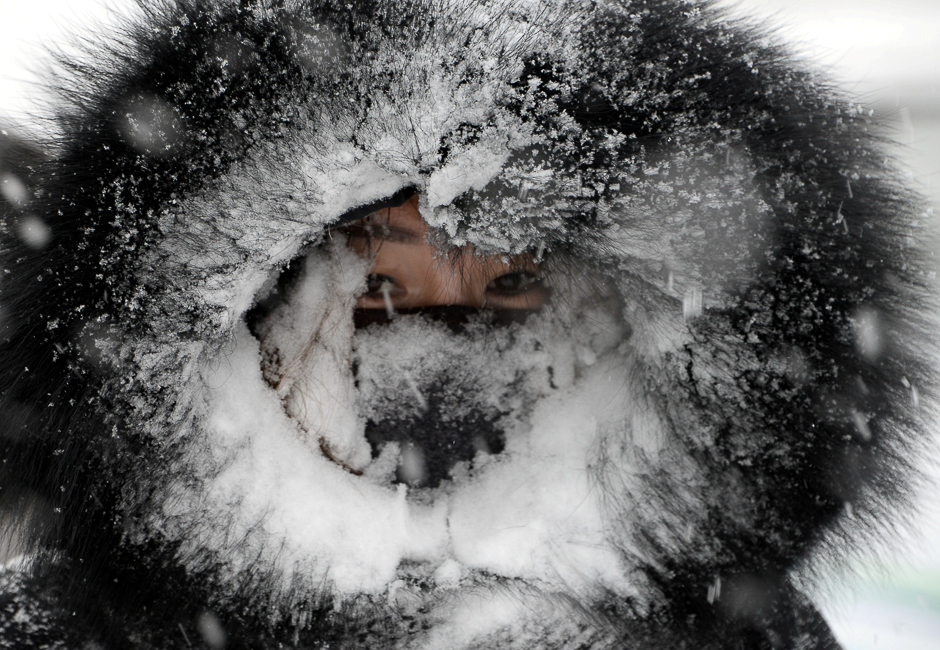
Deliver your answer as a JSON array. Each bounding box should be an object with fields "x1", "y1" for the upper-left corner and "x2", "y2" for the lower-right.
[{"x1": 0, "y1": 0, "x2": 936, "y2": 648}]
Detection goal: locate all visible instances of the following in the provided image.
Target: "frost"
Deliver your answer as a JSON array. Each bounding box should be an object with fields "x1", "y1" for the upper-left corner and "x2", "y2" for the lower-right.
[
  {"x1": 210, "y1": 34, "x2": 256, "y2": 75},
  {"x1": 351, "y1": 313, "x2": 556, "y2": 434},
  {"x1": 287, "y1": 20, "x2": 349, "y2": 74}
]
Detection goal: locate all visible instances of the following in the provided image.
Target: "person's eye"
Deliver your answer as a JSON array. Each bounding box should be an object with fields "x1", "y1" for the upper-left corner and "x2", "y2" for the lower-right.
[
  {"x1": 363, "y1": 273, "x2": 405, "y2": 298},
  {"x1": 486, "y1": 271, "x2": 541, "y2": 296}
]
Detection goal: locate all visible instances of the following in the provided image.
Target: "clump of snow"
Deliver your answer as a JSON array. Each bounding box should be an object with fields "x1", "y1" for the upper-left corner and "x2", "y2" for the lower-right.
[
  {"x1": 447, "y1": 353, "x2": 641, "y2": 592},
  {"x1": 165, "y1": 314, "x2": 449, "y2": 594},
  {"x1": 253, "y1": 242, "x2": 373, "y2": 471},
  {"x1": 425, "y1": 144, "x2": 514, "y2": 211}
]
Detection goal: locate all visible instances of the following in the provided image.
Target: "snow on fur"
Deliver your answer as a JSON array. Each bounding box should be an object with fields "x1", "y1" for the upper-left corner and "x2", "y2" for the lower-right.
[{"x1": 0, "y1": 0, "x2": 935, "y2": 648}]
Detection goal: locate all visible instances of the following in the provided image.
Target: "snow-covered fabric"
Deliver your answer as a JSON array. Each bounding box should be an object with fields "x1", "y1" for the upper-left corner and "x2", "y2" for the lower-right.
[{"x1": 0, "y1": 1, "x2": 935, "y2": 648}]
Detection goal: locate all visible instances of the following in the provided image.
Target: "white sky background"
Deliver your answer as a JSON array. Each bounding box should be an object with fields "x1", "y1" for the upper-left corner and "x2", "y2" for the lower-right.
[
  {"x1": 1, "y1": 1, "x2": 939, "y2": 649},
  {"x1": 1, "y1": 0, "x2": 939, "y2": 119},
  {"x1": 718, "y1": 0, "x2": 940, "y2": 100},
  {"x1": 0, "y1": 0, "x2": 138, "y2": 121}
]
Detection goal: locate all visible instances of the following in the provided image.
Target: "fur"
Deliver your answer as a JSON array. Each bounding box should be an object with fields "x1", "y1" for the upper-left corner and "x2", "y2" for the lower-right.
[{"x1": 0, "y1": 0, "x2": 936, "y2": 648}]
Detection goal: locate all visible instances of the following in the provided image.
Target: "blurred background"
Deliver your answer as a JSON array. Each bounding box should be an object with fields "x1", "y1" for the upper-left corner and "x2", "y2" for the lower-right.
[
  {"x1": 713, "y1": 4, "x2": 940, "y2": 649},
  {"x1": 2, "y1": 1, "x2": 939, "y2": 648}
]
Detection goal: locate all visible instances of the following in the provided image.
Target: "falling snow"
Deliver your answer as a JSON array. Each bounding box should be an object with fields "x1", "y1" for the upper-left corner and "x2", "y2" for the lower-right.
[{"x1": 0, "y1": 0, "x2": 936, "y2": 647}]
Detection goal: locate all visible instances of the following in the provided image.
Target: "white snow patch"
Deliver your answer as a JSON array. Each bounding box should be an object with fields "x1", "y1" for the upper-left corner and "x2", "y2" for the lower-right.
[
  {"x1": 166, "y1": 317, "x2": 450, "y2": 595},
  {"x1": 426, "y1": 144, "x2": 512, "y2": 210},
  {"x1": 256, "y1": 243, "x2": 372, "y2": 470},
  {"x1": 448, "y1": 357, "x2": 635, "y2": 593}
]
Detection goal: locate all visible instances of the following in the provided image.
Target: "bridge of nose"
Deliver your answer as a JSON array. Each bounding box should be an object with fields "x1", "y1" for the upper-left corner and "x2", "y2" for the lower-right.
[{"x1": 413, "y1": 258, "x2": 486, "y2": 308}]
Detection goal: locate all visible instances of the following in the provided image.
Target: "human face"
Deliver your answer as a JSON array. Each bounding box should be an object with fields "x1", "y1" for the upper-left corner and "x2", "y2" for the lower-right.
[{"x1": 345, "y1": 194, "x2": 545, "y2": 310}]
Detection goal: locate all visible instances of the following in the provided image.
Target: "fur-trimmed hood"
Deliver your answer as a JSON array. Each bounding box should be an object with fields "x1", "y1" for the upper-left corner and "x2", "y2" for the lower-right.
[{"x1": 0, "y1": 0, "x2": 935, "y2": 648}]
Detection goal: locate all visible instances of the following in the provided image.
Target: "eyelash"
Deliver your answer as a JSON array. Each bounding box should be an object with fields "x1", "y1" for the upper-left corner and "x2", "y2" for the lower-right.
[
  {"x1": 364, "y1": 274, "x2": 405, "y2": 297},
  {"x1": 485, "y1": 271, "x2": 541, "y2": 296}
]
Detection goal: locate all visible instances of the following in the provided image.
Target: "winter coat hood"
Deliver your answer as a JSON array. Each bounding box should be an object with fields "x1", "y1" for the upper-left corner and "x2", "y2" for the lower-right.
[{"x1": 0, "y1": 1, "x2": 935, "y2": 648}]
